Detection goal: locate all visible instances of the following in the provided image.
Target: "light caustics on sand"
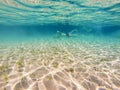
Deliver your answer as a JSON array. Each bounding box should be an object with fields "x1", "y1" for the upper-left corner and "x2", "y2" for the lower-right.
[
  {"x1": 0, "y1": 38, "x2": 120, "y2": 90},
  {"x1": 0, "y1": 0, "x2": 120, "y2": 90}
]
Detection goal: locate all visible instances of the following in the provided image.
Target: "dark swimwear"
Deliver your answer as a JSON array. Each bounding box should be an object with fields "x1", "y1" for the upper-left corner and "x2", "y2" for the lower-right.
[{"x1": 65, "y1": 33, "x2": 70, "y2": 37}]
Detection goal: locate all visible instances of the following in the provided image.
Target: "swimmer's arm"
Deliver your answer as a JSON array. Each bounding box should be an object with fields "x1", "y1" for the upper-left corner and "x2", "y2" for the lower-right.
[
  {"x1": 61, "y1": 33, "x2": 66, "y2": 36},
  {"x1": 69, "y1": 29, "x2": 77, "y2": 34},
  {"x1": 57, "y1": 31, "x2": 66, "y2": 36}
]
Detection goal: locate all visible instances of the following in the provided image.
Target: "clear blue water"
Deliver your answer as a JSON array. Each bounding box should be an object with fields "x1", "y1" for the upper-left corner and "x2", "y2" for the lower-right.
[
  {"x1": 0, "y1": 1, "x2": 120, "y2": 90},
  {"x1": 0, "y1": 0, "x2": 120, "y2": 43}
]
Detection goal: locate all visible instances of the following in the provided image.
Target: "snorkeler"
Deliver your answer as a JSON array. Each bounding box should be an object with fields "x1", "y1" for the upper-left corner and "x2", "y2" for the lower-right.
[{"x1": 56, "y1": 29, "x2": 77, "y2": 37}]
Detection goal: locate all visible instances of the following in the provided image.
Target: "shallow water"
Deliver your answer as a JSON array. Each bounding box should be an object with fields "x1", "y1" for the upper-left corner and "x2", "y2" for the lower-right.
[{"x1": 0, "y1": 0, "x2": 120, "y2": 90}]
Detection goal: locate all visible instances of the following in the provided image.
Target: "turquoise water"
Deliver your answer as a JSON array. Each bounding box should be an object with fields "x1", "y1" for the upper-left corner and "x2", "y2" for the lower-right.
[
  {"x1": 0, "y1": 24, "x2": 120, "y2": 44},
  {"x1": 0, "y1": 1, "x2": 120, "y2": 90},
  {"x1": 0, "y1": 0, "x2": 120, "y2": 43}
]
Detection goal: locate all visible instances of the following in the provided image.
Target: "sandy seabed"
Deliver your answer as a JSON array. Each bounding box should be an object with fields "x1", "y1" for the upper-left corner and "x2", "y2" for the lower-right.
[{"x1": 0, "y1": 37, "x2": 120, "y2": 90}]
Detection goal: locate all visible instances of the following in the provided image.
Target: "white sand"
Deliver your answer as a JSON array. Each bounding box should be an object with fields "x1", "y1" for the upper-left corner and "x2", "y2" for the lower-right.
[{"x1": 0, "y1": 37, "x2": 120, "y2": 90}]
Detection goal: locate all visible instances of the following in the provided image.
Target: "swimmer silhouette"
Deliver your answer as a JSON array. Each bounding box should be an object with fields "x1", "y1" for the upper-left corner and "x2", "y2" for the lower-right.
[{"x1": 56, "y1": 29, "x2": 77, "y2": 37}]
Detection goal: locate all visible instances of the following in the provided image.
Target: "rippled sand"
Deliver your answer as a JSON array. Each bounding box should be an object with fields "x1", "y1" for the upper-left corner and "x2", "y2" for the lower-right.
[{"x1": 0, "y1": 38, "x2": 120, "y2": 90}]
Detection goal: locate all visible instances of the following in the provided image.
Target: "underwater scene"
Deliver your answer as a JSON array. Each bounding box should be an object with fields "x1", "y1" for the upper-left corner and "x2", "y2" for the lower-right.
[{"x1": 0, "y1": 0, "x2": 120, "y2": 90}]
